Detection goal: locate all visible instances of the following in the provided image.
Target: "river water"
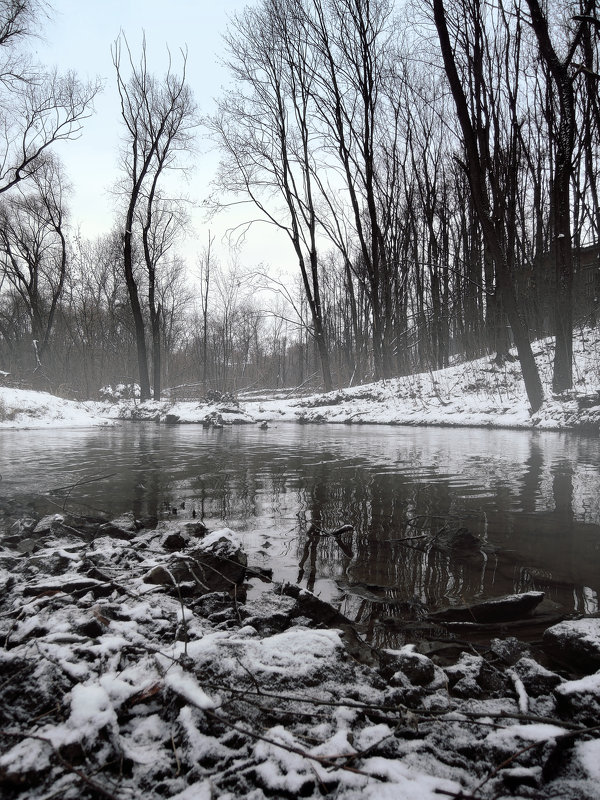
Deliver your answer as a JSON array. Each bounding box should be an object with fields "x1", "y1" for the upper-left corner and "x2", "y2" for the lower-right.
[{"x1": 2, "y1": 422, "x2": 599, "y2": 645}]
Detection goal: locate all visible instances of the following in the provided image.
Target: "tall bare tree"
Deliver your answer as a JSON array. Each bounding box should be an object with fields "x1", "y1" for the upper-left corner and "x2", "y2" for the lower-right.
[
  {"x1": 213, "y1": 0, "x2": 334, "y2": 390},
  {"x1": 305, "y1": 0, "x2": 399, "y2": 379},
  {"x1": 432, "y1": 0, "x2": 545, "y2": 412},
  {"x1": 0, "y1": 155, "x2": 69, "y2": 372},
  {"x1": 524, "y1": 0, "x2": 596, "y2": 392},
  {"x1": 113, "y1": 33, "x2": 196, "y2": 401}
]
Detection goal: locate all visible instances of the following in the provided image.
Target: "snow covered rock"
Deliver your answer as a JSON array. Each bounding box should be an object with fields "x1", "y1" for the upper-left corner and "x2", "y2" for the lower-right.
[
  {"x1": 513, "y1": 656, "x2": 563, "y2": 697},
  {"x1": 555, "y1": 670, "x2": 600, "y2": 725},
  {"x1": 543, "y1": 618, "x2": 600, "y2": 672},
  {"x1": 484, "y1": 723, "x2": 567, "y2": 766},
  {"x1": 143, "y1": 528, "x2": 247, "y2": 595},
  {"x1": 380, "y1": 645, "x2": 436, "y2": 686},
  {"x1": 444, "y1": 652, "x2": 485, "y2": 698}
]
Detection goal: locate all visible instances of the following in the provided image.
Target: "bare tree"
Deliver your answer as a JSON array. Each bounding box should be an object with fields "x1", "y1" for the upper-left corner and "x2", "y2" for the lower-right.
[
  {"x1": 140, "y1": 196, "x2": 188, "y2": 399},
  {"x1": 304, "y1": 0, "x2": 400, "y2": 380},
  {"x1": 213, "y1": 0, "x2": 334, "y2": 391},
  {"x1": 197, "y1": 230, "x2": 214, "y2": 390},
  {"x1": 524, "y1": 0, "x2": 596, "y2": 392},
  {"x1": 0, "y1": 1, "x2": 100, "y2": 194},
  {"x1": 113, "y1": 33, "x2": 196, "y2": 401},
  {"x1": 432, "y1": 0, "x2": 544, "y2": 412},
  {"x1": 0, "y1": 155, "x2": 69, "y2": 373}
]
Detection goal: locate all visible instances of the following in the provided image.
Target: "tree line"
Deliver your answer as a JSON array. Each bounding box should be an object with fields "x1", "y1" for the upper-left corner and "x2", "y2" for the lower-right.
[{"x1": 0, "y1": 0, "x2": 599, "y2": 407}]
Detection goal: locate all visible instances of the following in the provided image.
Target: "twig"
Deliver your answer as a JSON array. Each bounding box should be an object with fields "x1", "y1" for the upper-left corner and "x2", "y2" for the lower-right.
[
  {"x1": 203, "y1": 682, "x2": 585, "y2": 731},
  {"x1": 204, "y1": 708, "x2": 385, "y2": 781},
  {"x1": 162, "y1": 567, "x2": 189, "y2": 658},
  {"x1": 473, "y1": 723, "x2": 600, "y2": 794},
  {"x1": 171, "y1": 732, "x2": 181, "y2": 777},
  {"x1": 233, "y1": 655, "x2": 262, "y2": 694},
  {"x1": 49, "y1": 472, "x2": 118, "y2": 495}
]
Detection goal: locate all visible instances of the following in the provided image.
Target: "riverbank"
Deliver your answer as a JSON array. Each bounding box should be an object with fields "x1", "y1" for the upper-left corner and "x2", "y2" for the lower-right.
[
  {"x1": 2, "y1": 329, "x2": 600, "y2": 431},
  {"x1": 1, "y1": 511, "x2": 600, "y2": 799},
  {"x1": 95, "y1": 329, "x2": 600, "y2": 431}
]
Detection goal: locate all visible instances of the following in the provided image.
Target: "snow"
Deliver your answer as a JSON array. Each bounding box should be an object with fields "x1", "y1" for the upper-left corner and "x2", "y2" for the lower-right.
[
  {"x1": 555, "y1": 669, "x2": 600, "y2": 697},
  {"x1": 4, "y1": 328, "x2": 600, "y2": 431},
  {"x1": 64, "y1": 684, "x2": 117, "y2": 741},
  {"x1": 0, "y1": 514, "x2": 598, "y2": 799},
  {"x1": 576, "y1": 739, "x2": 600, "y2": 780},
  {"x1": 168, "y1": 781, "x2": 214, "y2": 800},
  {"x1": 199, "y1": 527, "x2": 242, "y2": 554},
  {"x1": 485, "y1": 722, "x2": 567, "y2": 755},
  {"x1": 546, "y1": 617, "x2": 600, "y2": 649},
  {"x1": 164, "y1": 665, "x2": 217, "y2": 709},
  {"x1": 0, "y1": 387, "x2": 114, "y2": 428}
]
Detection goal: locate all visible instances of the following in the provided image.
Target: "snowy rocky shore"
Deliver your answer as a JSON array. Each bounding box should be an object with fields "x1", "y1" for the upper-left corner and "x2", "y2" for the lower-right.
[{"x1": 2, "y1": 512, "x2": 600, "y2": 799}]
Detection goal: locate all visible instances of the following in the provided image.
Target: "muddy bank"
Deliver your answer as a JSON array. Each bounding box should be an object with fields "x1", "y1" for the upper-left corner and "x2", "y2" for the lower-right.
[{"x1": 1, "y1": 511, "x2": 600, "y2": 799}]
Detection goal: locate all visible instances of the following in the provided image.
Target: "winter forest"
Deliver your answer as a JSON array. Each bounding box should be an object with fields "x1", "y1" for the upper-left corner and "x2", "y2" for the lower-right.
[{"x1": 0, "y1": 0, "x2": 599, "y2": 409}]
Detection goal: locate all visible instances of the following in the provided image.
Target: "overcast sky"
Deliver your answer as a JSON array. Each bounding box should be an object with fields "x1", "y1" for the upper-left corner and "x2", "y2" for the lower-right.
[{"x1": 36, "y1": 0, "x2": 289, "y2": 271}]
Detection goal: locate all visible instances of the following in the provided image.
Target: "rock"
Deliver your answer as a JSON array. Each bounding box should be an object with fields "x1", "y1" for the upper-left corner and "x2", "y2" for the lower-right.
[
  {"x1": 502, "y1": 766, "x2": 542, "y2": 792},
  {"x1": 444, "y1": 652, "x2": 484, "y2": 698},
  {"x1": 96, "y1": 523, "x2": 136, "y2": 541},
  {"x1": 433, "y1": 526, "x2": 481, "y2": 552},
  {"x1": 429, "y1": 591, "x2": 545, "y2": 624},
  {"x1": 191, "y1": 591, "x2": 237, "y2": 618},
  {"x1": 162, "y1": 532, "x2": 188, "y2": 551},
  {"x1": 164, "y1": 413, "x2": 180, "y2": 424},
  {"x1": 32, "y1": 513, "x2": 65, "y2": 535},
  {"x1": 543, "y1": 618, "x2": 600, "y2": 672},
  {"x1": 9, "y1": 517, "x2": 37, "y2": 536},
  {"x1": 489, "y1": 637, "x2": 529, "y2": 666},
  {"x1": 143, "y1": 529, "x2": 247, "y2": 595},
  {"x1": 484, "y1": 723, "x2": 567, "y2": 765},
  {"x1": 280, "y1": 583, "x2": 378, "y2": 665},
  {"x1": 43, "y1": 513, "x2": 119, "y2": 539},
  {"x1": 105, "y1": 512, "x2": 141, "y2": 532},
  {"x1": 555, "y1": 670, "x2": 600, "y2": 725},
  {"x1": 27, "y1": 551, "x2": 79, "y2": 576},
  {"x1": 513, "y1": 656, "x2": 563, "y2": 697},
  {"x1": 203, "y1": 411, "x2": 224, "y2": 428},
  {"x1": 380, "y1": 645, "x2": 436, "y2": 686},
  {"x1": 14, "y1": 537, "x2": 38, "y2": 555},
  {"x1": 182, "y1": 521, "x2": 208, "y2": 538}
]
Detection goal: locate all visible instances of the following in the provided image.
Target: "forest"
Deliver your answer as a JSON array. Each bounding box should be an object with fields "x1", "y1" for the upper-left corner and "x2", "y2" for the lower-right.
[{"x1": 0, "y1": 0, "x2": 599, "y2": 410}]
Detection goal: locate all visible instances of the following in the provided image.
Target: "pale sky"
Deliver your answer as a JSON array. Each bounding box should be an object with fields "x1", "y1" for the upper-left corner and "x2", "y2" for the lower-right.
[{"x1": 36, "y1": 0, "x2": 290, "y2": 271}]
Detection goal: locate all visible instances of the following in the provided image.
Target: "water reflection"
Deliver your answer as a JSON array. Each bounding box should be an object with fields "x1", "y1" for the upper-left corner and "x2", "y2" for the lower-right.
[{"x1": 2, "y1": 423, "x2": 600, "y2": 638}]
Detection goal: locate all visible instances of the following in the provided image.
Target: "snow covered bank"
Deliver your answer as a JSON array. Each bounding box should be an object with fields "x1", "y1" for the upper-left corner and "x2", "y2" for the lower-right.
[
  {"x1": 96, "y1": 330, "x2": 600, "y2": 431},
  {"x1": 3, "y1": 329, "x2": 600, "y2": 431},
  {"x1": 2, "y1": 512, "x2": 600, "y2": 799},
  {"x1": 0, "y1": 388, "x2": 114, "y2": 429}
]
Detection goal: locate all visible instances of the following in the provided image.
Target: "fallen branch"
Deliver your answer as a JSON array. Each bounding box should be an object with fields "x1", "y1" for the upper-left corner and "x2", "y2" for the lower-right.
[
  {"x1": 473, "y1": 723, "x2": 600, "y2": 795},
  {"x1": 204, "y1": 707, "x2": 385, "y2": 781}
]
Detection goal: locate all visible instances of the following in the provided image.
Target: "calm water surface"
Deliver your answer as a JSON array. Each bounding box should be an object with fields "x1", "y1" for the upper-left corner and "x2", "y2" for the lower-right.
[{"x1": 2, "y1": 422, "x2": 600, "y2": 644}]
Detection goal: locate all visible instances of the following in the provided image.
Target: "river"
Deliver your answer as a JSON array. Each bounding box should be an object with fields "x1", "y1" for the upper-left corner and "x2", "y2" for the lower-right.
[{"x1": 2, "y1": 422, "x2": 599, "y2": 645}]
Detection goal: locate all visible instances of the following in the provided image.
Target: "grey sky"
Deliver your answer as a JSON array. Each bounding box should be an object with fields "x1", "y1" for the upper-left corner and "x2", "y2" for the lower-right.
[{"x1": 36, "y1": 0, "x2": 288, "y2": 270}]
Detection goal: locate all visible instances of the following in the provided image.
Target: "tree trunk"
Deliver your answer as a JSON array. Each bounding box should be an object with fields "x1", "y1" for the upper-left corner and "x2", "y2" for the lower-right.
[
  {"x1": 123, "y1": 227, "x2": 151, "y2": 401},
  {"x1": 433, "y1": 0, "x2": 544, "y2": 412}
]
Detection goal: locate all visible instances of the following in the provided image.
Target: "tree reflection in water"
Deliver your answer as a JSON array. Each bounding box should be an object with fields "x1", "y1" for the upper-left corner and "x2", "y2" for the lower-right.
[{"x1": 2, "y1": 423, "x2": 599, "y2": 645}]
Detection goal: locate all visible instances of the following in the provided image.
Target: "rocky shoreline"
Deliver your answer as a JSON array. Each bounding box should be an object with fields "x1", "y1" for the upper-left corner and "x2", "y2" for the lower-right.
[{"x1": 1, "y1": 511, "x2": 600, "y2": 799}]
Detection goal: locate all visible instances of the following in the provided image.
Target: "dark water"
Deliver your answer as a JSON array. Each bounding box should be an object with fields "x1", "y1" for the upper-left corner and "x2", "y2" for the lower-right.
[{"x1": 2, "y1": 422, "x2": 600, "y2": 645}]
